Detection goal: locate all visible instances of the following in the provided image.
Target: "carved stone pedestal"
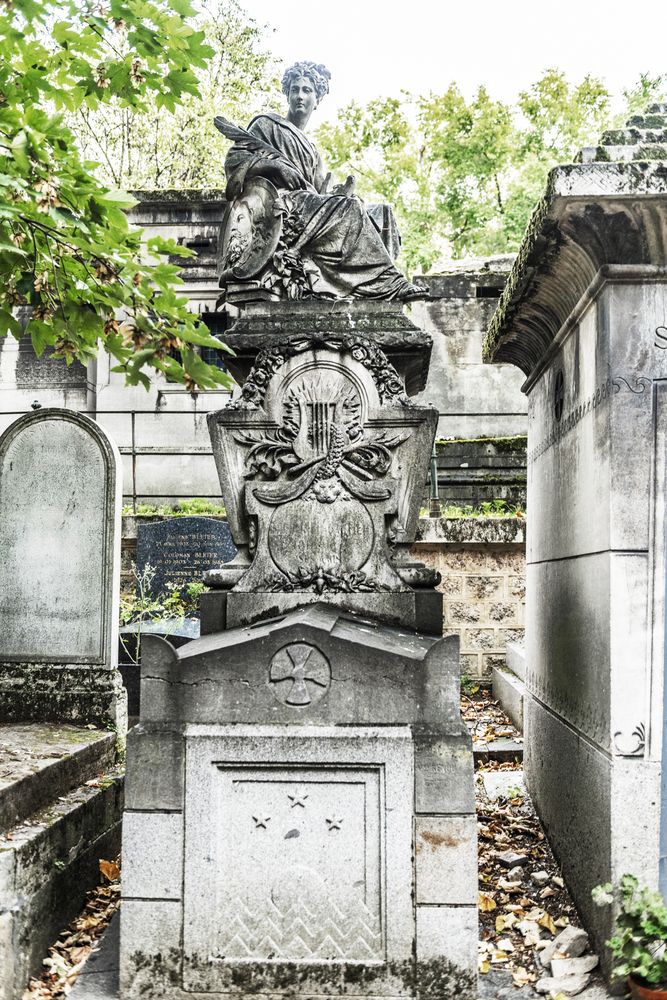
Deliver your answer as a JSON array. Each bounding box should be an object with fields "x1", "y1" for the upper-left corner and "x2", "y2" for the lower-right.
[
  {"x1": 120, "y1": 606, "x2": 477, "y2": 999},
  {"x1": 120, "y1": 301, "x2": 478, "y2": 998},
  {"x1": 203, "y1": 301, "x2": 439, "y2": 623}
]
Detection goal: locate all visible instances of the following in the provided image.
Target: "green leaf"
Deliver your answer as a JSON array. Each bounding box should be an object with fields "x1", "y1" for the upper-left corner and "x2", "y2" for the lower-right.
[
  {"x1": 98, "y1": 189, "x2": 138, "y2": 208},
  {"x1": 11, "y1": 130, "x2": 29, "y2": 172}
]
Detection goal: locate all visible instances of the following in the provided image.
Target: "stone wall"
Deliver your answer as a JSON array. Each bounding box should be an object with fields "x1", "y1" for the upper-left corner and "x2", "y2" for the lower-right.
[
  {"x1": 411, "y1": 261, "x2": 527, "y2": 440},
  {"x1": 434, "y1": 435, "x2": 527, "y2": 508},
  {"x1": 412, "y1": 518, "x2": 526, "y2": 679}
]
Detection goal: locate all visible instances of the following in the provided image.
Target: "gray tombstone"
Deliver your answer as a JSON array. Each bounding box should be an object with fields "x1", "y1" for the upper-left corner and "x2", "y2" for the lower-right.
[
  {"x1": 0, "y1": 408, "x2": 126, "y2": 730},
  {"x1": 121, "y1": 605, "x2": 477, "y2": 1000},
  {"x1": 135, "y1": 516, "x2": 237, "y2": 597}
]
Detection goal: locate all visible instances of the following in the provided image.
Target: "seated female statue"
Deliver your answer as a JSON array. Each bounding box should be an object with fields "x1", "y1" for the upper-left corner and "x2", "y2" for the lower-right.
[{"x1": 215, "y1": 61, "x2": 426, "y2": 302}]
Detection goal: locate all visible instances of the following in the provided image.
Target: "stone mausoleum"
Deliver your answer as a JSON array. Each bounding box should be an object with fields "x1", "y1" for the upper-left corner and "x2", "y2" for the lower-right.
[{"x1": 485, "y1": 103, "x2": 667, "y2": 960}]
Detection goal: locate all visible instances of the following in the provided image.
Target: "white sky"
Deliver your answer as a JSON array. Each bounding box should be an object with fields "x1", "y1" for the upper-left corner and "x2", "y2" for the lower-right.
[{"x1": 241, "y1": 0, "x2": 667, "y2": 124}]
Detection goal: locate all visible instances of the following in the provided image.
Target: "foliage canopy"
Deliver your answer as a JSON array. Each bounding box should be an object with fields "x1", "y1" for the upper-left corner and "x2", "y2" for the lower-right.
[
  {"x1": 316, "y1": 70, "x2": 667, "y2": 271},
  {"x1": 0, "y1": 0, "x2": 234, "y2": 390}
]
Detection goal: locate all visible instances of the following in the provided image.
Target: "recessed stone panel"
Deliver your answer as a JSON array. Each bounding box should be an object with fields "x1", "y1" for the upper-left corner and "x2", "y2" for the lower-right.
[{"x1": 182, "y1": 728, "x2": 414, "y2": 994}]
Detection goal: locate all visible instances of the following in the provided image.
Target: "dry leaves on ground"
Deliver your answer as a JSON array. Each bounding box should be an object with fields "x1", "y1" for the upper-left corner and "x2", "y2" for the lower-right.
[
  {"x1": 474, "y1": 727, "x2": 578, "y2": 986},
  {"x1": 22, "y1": 857, "x2": 121, "y2": 1000},
  {"x1": 462, "y1": 688, "x2": 524, "y2": 746}
]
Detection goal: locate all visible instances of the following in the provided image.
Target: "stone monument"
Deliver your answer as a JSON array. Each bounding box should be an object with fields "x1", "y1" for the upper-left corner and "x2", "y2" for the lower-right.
[
  {"x1": 484, "y1": 105, "x2": 667, "y2": 964},
  {"x1": 121, "y1": 61, "x2": 477, "y2": 1000},
  {"x1": 0, "y1": 408, "x2": 126, "y2": 730}
]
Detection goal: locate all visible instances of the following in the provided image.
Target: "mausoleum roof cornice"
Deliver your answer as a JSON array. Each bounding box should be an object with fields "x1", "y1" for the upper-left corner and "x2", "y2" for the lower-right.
[{"x1": 484, "y1": 105, "x2": 667, "y2": 381}]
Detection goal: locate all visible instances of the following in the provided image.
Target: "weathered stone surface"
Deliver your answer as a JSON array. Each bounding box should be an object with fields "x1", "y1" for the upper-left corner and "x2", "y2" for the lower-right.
[
  {"x1": 0, "y1": 409, "x2": 125, "y2": 728},
  {"x1": 222, "y1": 589, "x2": 445, "y2": 634},
  {"x1": 0, "y1": 725, "x2": 116, "y2": 832},
  {"x1": 414, "y1": 815, "x2": 477, "y2": 904},
  {"x1": 409, "y1": 259, "x2": 526, "y2": 441},
  {"x1": 206, "y1": 326, "x2": 438, "y2": 605},
  {"x1": 540, "y1": 926, "x2": 590, "y2": 967},
  {"x1": 121, "y1": 602, "x2": 477, "y2": 999},
  {"x1": 551, "y1": 955, "x2": 599, "y2": 977},
  {"x1": 0, "y1": 769, "x2": 123, "y2": 1000},
  {"x1": 414, "y1": 732, "x2": 476, "y2": 814},
  {"x1": 535, "y1": 973, "x2": 592, "y2": 996},
  {"x1": 484, "y1": 107, "x2": 667, "y2": 376},
  {"x1": 505, "y1": 640, "x2": 526, "y2": 682},
  {"x1": 492, "y1": 662, "x2": 525, "y2": 732},
  {"x1": 135, "y1": 515, "x2": 236, "y2": 595},
  {"x1": 139, "y1": 604, "x2": 461, "y2": 727},
  {"x1": 206, "y1": 299, "x2": 433, "y2": 396},
  {"x1": 484, "y1": 111, "x2": 667, "y2": 969}
]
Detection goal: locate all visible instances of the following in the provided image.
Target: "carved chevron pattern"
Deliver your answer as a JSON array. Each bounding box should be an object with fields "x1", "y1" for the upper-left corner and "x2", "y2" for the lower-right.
[{"x1": 216, "y1": 896, "x2": 382, "y2": 961}]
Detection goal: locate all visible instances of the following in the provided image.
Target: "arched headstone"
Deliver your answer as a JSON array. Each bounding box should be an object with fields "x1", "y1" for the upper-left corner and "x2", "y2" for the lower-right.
[{"x1": 0, "y1": 408, "x2": 125, "y2": 729}]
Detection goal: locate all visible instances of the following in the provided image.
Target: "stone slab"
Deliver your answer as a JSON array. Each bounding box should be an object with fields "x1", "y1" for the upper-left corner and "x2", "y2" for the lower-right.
[
  {"x1": 414, "y1": 732, "x2": 476, "y2": 814},
  {"x1": 491, "y1": 664, "x2": 525, "y2": 733},
  {"x1": 136, "y1": 516, "x2": 236, "y2": 596},
  {"x1": 124, "y1": 724, "x2": 184, "y2": 811},
  {"x1": 414, "y1": 815, "x2": 478, "y2": 905},
  {"x1": 0, "y1": 410, "x2": 120, "y2": 664},
  {"x1": 0, "y1": 725, "x2": 116, "y2": 833},
  {"x1": 473, "y1": 739, "x2": 524, "y2": 764},
  {"x1": 122, "y1": 811, "x2": 182, "y2": 901},
  {"x1": 479, "y1": 769, "x2": 525, "y2": 802},
  {"x1": 205, "y1": 299, "x2": 433, "y2": 397},
  {"x1": 505, "y1": 641, "x2": 526, "y2": 683},
  {"x1": 223, "y1": 590, "x2": 444, "y2": 635},
  {"x1": 415, "y1": 904, "x2": 477, "y2": 972},
  {"x1": 181, "y1": 727, "x2": 414, "y2": 995}
]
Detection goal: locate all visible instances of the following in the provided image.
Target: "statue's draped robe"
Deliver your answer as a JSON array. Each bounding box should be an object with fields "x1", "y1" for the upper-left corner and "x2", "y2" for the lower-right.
[{"x1": 225, "y1": 113, "x2": 411, "y2": 300}]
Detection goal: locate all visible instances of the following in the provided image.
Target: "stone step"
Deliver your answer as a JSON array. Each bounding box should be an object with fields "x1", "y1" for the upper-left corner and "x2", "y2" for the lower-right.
[
  {"x1": 0, "y1": 769, "x2": 123, "y2": 1000},
  {"x1": 600, "y1": 127, "x2": 667, "y2": 145},
  {"x1": 648, "y1": 103, "x2": 667, "y2": 114},
  {"x1": 473, "y1": 737, "x2": 523, "y2": 764},
  {"x1": 580, "y1": 144, "x2": 667, "y2": 164},
  {"x1": 0, "y1": 724, "x2": 116, "y2": 834}
]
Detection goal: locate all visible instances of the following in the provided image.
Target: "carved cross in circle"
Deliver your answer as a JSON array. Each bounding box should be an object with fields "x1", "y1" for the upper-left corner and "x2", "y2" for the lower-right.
[{"x1": 269, "y1": 642, "x2": 331, "y2": 707}]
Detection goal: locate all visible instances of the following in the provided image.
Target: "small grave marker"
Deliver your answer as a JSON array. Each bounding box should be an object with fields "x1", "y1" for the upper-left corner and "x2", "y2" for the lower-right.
[{"x1": 136, "y1": 516, "x2": 236, "y2": 595}]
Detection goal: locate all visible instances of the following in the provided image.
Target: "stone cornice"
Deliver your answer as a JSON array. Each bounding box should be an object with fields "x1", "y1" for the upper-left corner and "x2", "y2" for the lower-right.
[{"x1": 483, "y1": 160, "x2": 667, "y2": 379}]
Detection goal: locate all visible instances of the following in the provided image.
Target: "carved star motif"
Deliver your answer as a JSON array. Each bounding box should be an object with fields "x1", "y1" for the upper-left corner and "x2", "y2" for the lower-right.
[
  {"x1": 326, "y1": 816, "x2": 343, "y2": 831},
  {"x1": 288, "y1": 790, "x2": 309, "y2": 809},
  {"x1": 252, "y1": 815, "x2": 271, "y2": 829}
]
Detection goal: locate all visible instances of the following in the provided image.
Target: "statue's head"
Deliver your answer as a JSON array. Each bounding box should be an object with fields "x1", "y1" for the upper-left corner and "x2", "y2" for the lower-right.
[{"x1": 281, "y1": 62, "x2": 331, "y2": 107}]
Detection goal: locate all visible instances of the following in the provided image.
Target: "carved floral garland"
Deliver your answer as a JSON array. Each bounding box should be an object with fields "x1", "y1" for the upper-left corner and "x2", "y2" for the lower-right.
[{"x1": 228, "y1": 335, "x2": 410, "y2": 410}]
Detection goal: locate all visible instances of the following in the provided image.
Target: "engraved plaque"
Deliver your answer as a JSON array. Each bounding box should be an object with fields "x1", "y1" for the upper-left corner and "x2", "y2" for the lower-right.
[
  {"x1": 183, "y1": 729, "x2": 415, "y2": 996},
  {"x1": 211, "y1": 766, "x2": 382, "y2": 962}
]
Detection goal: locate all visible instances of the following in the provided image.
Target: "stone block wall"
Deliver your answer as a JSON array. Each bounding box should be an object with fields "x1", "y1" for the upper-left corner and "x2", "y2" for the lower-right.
[
  {"x1": 434, "y1": 435, "x2": 527, "y2": 508},
  {"x1": 412, "y1": 517, "x2": 526, "y2": 679}
]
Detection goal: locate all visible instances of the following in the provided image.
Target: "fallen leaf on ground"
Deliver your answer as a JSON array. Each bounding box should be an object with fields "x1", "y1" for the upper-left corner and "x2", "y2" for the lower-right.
[
  {"x1": 538, "y1": 912, "x2": 557, "y2": 935},
  {"x1": 99, "y1": 858, "x2": 120, "y2": 882}
]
